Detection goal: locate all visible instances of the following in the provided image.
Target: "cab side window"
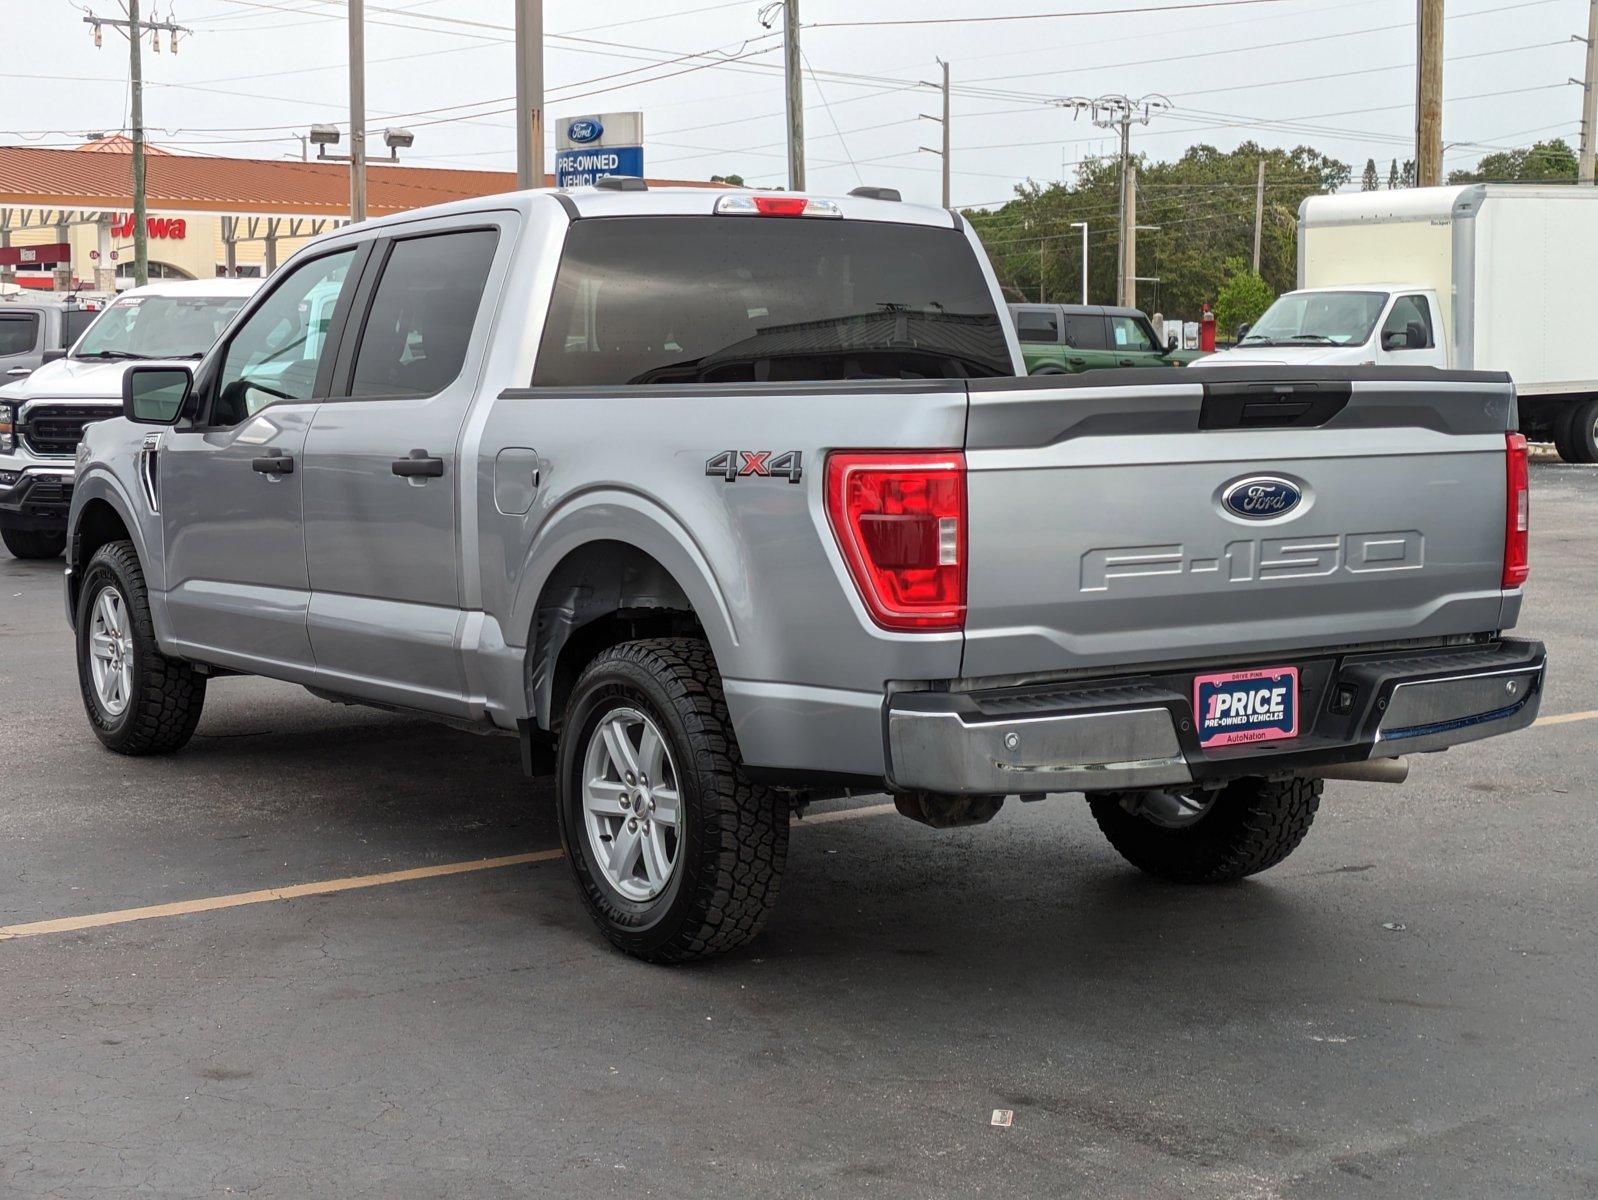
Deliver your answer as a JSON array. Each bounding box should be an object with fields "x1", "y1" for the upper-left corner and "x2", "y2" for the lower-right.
[
  {"x1": 1014, "y1": 309, "x2": 1059, "y2": 344},
  {"x1": 1062, "y1": 314, "x2": 1107, "y2": 350},
  {"x1": 347, "y1": 229, "x2": 498, "y2": 399},
  {"x1": 1383, "y1": 295, "x2": 1434, "y2": 350},
  {"x1": 212, "y1": 248, "x2": 357, "y2": 425},
  {"x1": 1109, "y1": 315, "x2": 1156, "y2": 352}
]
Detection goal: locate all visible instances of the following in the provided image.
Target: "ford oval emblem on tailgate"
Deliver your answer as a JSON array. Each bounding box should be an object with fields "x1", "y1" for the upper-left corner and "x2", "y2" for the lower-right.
[{"x1": 1221, "y1": 475, "x2": 1302, "y2": 520}]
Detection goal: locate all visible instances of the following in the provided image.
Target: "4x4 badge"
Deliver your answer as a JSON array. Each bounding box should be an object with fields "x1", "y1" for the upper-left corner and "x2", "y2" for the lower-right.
[{"x1": 705, "y1": 450, "x2": 803, "y2": 483}]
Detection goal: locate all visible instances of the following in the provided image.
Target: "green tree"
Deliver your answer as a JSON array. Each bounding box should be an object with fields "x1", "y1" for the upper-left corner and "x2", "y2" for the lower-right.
[
  {"x1": 963, "y1": 141, "x2": 1347, "y2": 319},
  {"x1": 1214, "y1": 257, "x2": 1274, "y2": 335},
  {"x1": 1361, "y1": 158, "x2": 1380, "y2": 191},
  {"x1": 1399, "y1": 159, "x2": 1416, "y2": 188},
  {"x1": 710, "y1": 173, "x2": 746, "y2": 186},
  {"x1": 1388, "y1": 159, "x2": 1399, "y2": 189},
  {"x1": 1449, "y1": 138, "x2": 1578, "y2": 184}
]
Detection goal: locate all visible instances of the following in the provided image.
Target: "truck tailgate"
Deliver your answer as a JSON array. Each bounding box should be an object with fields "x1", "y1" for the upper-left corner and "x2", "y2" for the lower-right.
[{"x1": 960, "y1": 369, "x2": 1517, "y2": 679}]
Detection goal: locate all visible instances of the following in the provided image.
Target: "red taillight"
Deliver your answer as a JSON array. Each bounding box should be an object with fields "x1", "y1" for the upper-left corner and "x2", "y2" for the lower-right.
[
  {"x1": 1503, "y1": 431, "x2": 1529, "y2": 589},
  {"x1": 825, "y1": 451, "x2": 966, "y2": 631},
  {"x1": 753, "y1": 195, "x2": 809, "y2": 216}
]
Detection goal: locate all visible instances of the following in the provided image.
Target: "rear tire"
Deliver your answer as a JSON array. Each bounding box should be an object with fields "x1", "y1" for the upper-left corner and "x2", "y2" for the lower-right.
[
  {"x1": 1551, "y1": 406, "x2": 1580, "y2": 463},
  {"x1": 1562, "y1": 399, "x2": 1598, "y2": 464},
  {"x1": 1, "y1": 523, "x2": 65, "y2": 559},
  {"x1": 1088, "y1": 776, "x2": 1322, "y2": 884},
  {"x1": 75, "y1": 540, "x2": 206, "y2": 755},
  {"x1": 556, "y1": 638, "x2": 788, "y2": 963}
]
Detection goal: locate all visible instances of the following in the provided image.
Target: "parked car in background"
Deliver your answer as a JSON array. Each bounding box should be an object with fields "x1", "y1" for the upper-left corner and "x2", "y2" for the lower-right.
[
  {"x1": 0, "y1": 278, "x2": 258, "y2": 559},
  {"x1": 1194, "y1": 185, "x2": 1598, "y2": 461},
  {"x1": 0, "y1": 292, "x2": 111, "y2": 382},
  {"x1": 1008, "y1": 303, "x2": 1206, "y2": 374}
]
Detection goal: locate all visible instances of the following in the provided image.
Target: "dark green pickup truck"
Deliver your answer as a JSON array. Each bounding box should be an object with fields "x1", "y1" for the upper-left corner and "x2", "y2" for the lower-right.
[{"x1": 1008, "y1": 303, "x2": 1205, "y2": 374}]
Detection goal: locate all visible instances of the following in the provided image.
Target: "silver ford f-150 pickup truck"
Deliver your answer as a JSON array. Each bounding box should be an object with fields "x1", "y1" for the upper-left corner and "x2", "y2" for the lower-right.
[{"x1": 65, "y1": 183, "x2": 1546, "y2": 961}]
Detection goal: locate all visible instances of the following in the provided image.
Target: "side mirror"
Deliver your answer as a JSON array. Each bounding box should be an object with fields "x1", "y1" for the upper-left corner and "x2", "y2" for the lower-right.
[
  {"x1": 1236, "y1": 323, "x2": 1251, "y2": 341},
  {"x1": 1405, "y1": 320, "x2": 1427, "y2": 350},
  {"x1": 1166, "y1": 333, "x2": 1179, "y2": 352},
  {"x1": 122, "y1": 363, "x2": 193, "y2": 425},
  {"x1": 40, "y1": 348, "x2": 66, "y2": 365}
]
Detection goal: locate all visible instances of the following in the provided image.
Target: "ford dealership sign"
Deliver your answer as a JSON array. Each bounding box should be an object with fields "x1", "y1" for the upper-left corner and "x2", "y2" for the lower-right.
[{"x1": 555, "y1": 112, "x2": 644, "y2": 188}]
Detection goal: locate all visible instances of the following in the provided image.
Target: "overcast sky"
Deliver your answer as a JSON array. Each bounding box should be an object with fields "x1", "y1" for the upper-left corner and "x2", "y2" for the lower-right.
[{"x1": 1, "y1": 0, "x2": 1585, "y2": 207}]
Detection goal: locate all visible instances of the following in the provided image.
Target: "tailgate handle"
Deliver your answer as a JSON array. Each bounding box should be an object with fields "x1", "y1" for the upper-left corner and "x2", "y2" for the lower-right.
[{"x1": 1199, "y1": 381, "x2": 1352, "y2": 430}]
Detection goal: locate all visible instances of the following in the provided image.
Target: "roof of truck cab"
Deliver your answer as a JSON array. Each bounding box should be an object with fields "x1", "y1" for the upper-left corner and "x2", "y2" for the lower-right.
[{"x1": 314, "y1": 186, "x2": 961, "y2": 237}]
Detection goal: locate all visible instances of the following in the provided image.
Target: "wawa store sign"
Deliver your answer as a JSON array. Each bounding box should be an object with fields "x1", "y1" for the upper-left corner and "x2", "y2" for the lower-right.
[{"x1": 110, "y1": 213, "x2": 188, "y2": 240}]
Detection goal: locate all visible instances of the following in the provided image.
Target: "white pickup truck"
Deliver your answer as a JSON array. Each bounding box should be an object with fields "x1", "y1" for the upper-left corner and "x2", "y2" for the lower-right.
[{"x1": 1193, "y1": 185, "x2": 1598, "y2": 462}]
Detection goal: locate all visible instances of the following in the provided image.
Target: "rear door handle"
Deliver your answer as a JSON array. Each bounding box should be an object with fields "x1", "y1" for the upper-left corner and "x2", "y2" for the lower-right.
[
  {"x1": 392, "y1": 449, "x2": 445, "y2": 478},
  {"x1": 251, "y1": 449, "x2": 294, "y2": 475},
  {"x1": 1066, "y1": 356, "x2": 1086, "y2": 366}
]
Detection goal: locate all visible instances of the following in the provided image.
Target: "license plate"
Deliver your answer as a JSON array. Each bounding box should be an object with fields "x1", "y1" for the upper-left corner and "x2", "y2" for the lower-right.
[{"x1": 1193, "y1": 666, "x2": 1299, "y2": 749}]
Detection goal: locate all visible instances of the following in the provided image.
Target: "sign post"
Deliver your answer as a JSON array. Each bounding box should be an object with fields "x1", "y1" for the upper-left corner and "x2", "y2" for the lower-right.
[{"x1": 554, "y1": 113, "x2": 644, "y2": 188}]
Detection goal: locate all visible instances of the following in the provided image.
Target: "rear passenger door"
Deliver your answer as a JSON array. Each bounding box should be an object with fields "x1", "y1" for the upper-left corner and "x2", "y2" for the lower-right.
[
  {"x1": 301, "y1": 218, "x2": 509, "y2": 712},
  {"x1": 0, "y1": 309, "x2": 42, "y2": 379}
]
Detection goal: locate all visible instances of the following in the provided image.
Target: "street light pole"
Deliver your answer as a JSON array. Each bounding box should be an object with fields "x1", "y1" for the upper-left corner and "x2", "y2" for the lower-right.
[
  {"x1": 516, "y1": 0, "x2": 545, "y2": 189},
  {"x1": 1071, "y1": 221, "x2": 1088, "y2": 304},
  {"x1": 348, "y1": 0, "x2": 367, "y2": 222}
]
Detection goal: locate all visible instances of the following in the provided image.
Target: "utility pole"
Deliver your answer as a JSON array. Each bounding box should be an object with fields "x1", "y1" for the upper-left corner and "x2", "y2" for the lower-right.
[
  {"x1": 1121, "y1": 159, "x2": 1138, "y2": 309},
  {"x1": 919, "y1": 59, "x2": 951, "y2": 208},
  {"x1": 1251, "y1": 158, "x2": 1266, "y2": 273},
  {"x1": 515, "y1": 0, "x2": 545, "y2": 189},
  {"x1": 85, "y1": 5, "x2": 189, "y2": 288},
  {"x1": 784, "y1": 0, "x2": 806, "y2": 189},
  {"x1": 1415, "y1": 0, "x2": 1444, "y2": 187},
  {"x1": 1055, "y1": 94, "x2": 1168, "y2": 308},
  {"x1": 1577, "y1": 0, "x2": 1598, "y2": 184},
  {"x1": 348, "y1": 0, "x2": 367, "y2": 222},
  {"x1": 1071, "y1": 221, "x2": 1088, "y2": 304}
]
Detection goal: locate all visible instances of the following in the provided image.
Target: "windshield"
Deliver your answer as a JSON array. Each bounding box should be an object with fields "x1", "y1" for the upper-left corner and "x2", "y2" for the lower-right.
[
  {"x1": 534, "y1": 216, "x2": 1012, "y2": 386},
  {"x1": 1242, "y1": 291, "x2": 1387, "y2": 347},
  {"x1": 74, "y1": 293, "x2": 248, "y2": 360}
]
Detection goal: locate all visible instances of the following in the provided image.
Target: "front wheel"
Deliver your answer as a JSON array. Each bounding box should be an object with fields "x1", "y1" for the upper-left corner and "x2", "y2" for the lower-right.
[
  {"x1": 1088, "y1": 776, "x2": 1322, "y2": 884},
  {"x1": 1, "y1": 522, "x2": 65, "y2": 560},
  {"x1": 75, "y1": 540, "x2": 206, "y2": 755},
  {"x1": 556, "y1": 638, "x2": 789, "y2": 963}
]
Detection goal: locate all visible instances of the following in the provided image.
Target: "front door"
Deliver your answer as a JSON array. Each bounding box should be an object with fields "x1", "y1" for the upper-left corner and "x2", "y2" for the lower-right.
[
  {"x1": 159, "y1": 247, "x2": 361, "y2": 675},
  {"x1": 302, "y1": 224, "x2": 504, "y2": 712}
]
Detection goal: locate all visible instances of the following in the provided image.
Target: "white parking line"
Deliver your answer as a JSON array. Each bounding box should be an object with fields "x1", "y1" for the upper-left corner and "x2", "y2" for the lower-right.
[{"x1": 0, "y1": 802, "x2": 898, "y2": 943}]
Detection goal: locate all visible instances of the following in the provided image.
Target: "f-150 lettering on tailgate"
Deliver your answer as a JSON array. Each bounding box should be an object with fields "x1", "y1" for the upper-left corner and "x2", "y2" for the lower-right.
[{"x1": 1081, "y1": 531, "x2": 1424, "y2": 593}]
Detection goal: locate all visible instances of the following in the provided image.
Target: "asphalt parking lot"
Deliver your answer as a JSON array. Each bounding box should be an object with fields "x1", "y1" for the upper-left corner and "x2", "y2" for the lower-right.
[{"x1": 1, "y1": 461, "x2": 1595, "y2": 1200}]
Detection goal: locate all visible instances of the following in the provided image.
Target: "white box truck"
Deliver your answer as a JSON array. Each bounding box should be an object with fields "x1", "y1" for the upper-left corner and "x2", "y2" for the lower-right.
[{"x1": 1191, "y1": 185, "x2": 1598, "y2": 462}]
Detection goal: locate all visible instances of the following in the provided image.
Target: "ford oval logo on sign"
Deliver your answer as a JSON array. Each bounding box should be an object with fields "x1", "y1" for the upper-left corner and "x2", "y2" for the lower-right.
[
  {"x1": 1221, "y1": 476, "x2": 1303, "y2": 520},
  {"x1": 567, "y1": 119, "x2": 604, "y2": 144}
]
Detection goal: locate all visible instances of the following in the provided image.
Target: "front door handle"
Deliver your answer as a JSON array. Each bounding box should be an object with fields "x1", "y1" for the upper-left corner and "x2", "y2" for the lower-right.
[
  {"x1": 251, "y1": 449, "x2": 294, "y2": 475},
  {"x1": 1118, "y1": 357, "x2": 1137, "y2": 366},
  {"x1": 392, "y1": 449, "x2": 445, "y2": 478}
]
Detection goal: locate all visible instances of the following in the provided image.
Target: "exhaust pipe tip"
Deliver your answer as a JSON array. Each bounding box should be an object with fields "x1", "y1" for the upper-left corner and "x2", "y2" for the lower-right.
[{"x1": 1310, "y1": 756, "x2": 1409, "y2": 785}]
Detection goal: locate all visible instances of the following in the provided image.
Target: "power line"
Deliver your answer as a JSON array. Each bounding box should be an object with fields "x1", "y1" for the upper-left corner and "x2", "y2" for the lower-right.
[{"x1": 808, "y1": 0, "x2": 1299, "y2": 29}]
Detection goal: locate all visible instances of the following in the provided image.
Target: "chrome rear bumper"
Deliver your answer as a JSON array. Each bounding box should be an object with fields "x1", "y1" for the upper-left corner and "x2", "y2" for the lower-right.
[{"x1": 886, "y1": 639, "x2": 1545, "y2": 795}]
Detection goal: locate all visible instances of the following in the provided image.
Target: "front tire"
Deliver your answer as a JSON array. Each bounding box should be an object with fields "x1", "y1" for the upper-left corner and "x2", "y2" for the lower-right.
[
  {"x1": 1, "y1": 523, "x2": 65, "y2": 559},
  {"x1": 556, "y1": 638, "x2": 788, "y2": 963},
  {"x1": 75, "y1": 540, "x2": 206, "y2": 755},
  {"x1": 1088, "y1": 776, "x2": 1322, "y2": 884}
]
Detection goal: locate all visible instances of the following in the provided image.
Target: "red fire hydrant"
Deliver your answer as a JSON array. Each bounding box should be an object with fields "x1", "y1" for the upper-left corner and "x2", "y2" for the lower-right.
[{"x1": 1199, "y1": 304, "x2": 1217, "y2": 353}]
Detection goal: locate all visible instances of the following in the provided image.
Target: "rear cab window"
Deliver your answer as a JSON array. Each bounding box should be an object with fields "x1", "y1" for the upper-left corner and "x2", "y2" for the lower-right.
[
  {"x1": 0, "y1": 312, "x2": 40, "y2": 357},
  {"x1": 533, "y1": 216, "x2": 1012, "y2": 386},
  {"x1": 1014, "y1": 309, "x2": 1059, "y2": 344}
]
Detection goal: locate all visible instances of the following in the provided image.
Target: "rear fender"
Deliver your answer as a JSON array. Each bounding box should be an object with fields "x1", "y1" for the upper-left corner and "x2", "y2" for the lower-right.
[{"x1": 508, "y1": 488, "x2": 739, "y2": 722}]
